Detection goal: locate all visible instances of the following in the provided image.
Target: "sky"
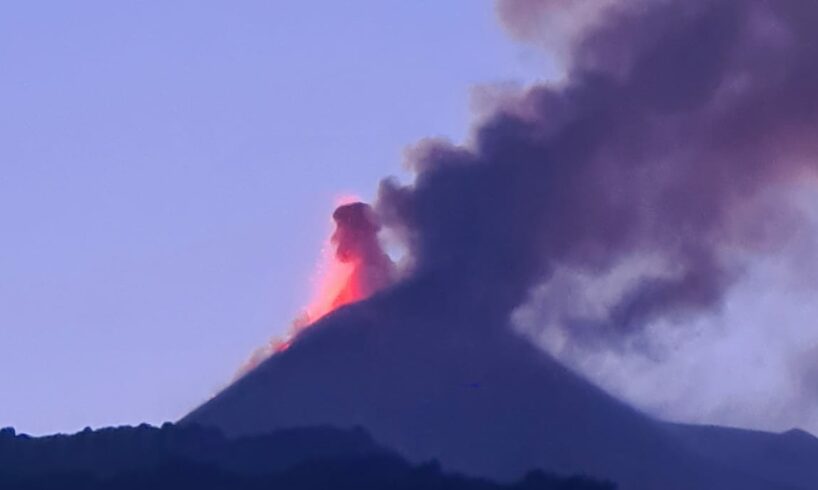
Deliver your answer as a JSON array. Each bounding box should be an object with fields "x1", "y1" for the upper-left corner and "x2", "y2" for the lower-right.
[
  {"x1": 4, "y1": 1, "x2": 817, "y2": 438},
  {"x1": 0, "y1": 1, "x2": 549, "y2": 435}
]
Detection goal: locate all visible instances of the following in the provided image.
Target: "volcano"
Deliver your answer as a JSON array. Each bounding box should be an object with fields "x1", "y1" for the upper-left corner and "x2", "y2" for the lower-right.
[
  {"x1": 183, "y1": 279, "x2": 818, "y2": 490},
  {"x1": 183, "y1": 1, "x2": 818, "y2": 487}
]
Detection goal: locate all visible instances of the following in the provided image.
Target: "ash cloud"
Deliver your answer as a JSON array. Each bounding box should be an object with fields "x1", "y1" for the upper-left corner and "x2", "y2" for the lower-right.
[
  {"x1": 196, "y1": 3, "x2": 818, "y2": 477},
  {"x1": 367, "y1": 0, "x2": 818, "y2": 350},
  {"x1": 495, "y1": 0, "x2": 622, "y2": 53},
  {"x1": 292, "y1": 0, "x2": 818, "y2": 432},
  {"x1": 330, "y1": 202, "x2": 395, "y2": 300}
]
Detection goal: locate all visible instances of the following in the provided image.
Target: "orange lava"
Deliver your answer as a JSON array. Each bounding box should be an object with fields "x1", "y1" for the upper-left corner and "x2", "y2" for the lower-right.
[
  {"x1": 235, "y1": 195, "x2": 375, "y2": 378},
  {"x1": 275, "y1": 194, "x2": 367, "y2": 352},
  {"x1": 299, "y1": 249, "x2": 363, "y2": 325}
]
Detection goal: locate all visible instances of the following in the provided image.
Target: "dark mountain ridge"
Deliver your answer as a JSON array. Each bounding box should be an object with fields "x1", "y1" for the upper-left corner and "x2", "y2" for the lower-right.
[
  {"x1": 0, "y1": 423, "x2": 385, "y2": 478},
  {"x1": 0, "y1": 424, "x2": 613, "y2": 490}
]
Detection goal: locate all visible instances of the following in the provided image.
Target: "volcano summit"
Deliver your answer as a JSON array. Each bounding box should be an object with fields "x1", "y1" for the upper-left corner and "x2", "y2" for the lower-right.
[{"x1": 187, "y1": 1, "x2": 818, "y2": 488}]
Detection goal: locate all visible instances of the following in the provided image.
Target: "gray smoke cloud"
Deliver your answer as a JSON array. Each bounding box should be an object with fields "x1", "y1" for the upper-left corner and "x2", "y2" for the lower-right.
[
  {"x1": 378, "y1": 0, "x2": 818, "y2": 337},
  {"x1": 330, "y1": 202, "x2": 396, "y2": 302},
  {"x1": 361, "y1": 0, "x2": 818, "y2": 430}
]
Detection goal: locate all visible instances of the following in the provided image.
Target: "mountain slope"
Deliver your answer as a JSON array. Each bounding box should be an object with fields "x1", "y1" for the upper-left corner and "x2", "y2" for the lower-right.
[
  {"x1": 183, "y1": 288, "x2": 814, "y2": 490},
  {"x1": 664, "y1": 423, "x2": 818, "y2": 490}
]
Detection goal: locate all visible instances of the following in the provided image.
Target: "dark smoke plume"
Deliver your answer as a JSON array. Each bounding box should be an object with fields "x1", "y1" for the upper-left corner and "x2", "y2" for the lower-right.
[
  {"x1": 361, "y1": 0, "x2": 818, "y2": 347},
  {"x1": 330, "y1": 202, "x2": 395, "y2": 301}
]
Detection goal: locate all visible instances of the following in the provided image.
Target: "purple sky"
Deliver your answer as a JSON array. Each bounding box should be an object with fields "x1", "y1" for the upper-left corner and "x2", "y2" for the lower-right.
[
  {"x1": 0, "y1": 1, "x2": 546, "y2": 435},
  {"x1": 3, "y1": 1, "x2": 816, "y2": 437}
]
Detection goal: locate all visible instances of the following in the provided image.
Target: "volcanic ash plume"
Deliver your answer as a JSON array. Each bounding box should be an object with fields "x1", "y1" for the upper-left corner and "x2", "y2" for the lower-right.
[
  {"x1": 365, "y1": 0, "x2": 818, "y2": 431},
  {"x1": 292, "y1": 201, "x2": 396, "y2": 340},
  {"x1": 236, "y1": 0, "x2": 818, "y2": 428},
  {"x1": 192, "y1": 3, "x2": 818, "y2": 485},
  {"x1": 373, "y1": 0, "x2": 818, "y2": 348}
]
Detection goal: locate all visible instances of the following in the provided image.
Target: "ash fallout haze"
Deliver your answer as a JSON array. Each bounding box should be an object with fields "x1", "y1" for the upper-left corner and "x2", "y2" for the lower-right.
[{"x1": 4, "y1": 1, "x2": 818, "y2": 489}]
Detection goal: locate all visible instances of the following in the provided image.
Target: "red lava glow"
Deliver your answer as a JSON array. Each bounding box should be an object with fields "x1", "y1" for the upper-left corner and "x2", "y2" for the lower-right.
[
  {"x1": 293, "y1": 193, "x2": 367, "y2": 331},
  {"x1": 237, "y1": 195, "x2": 392, "y2": 377},
  {"x1": 278, "y1": 238, "x2": 366, "y2": 351},
  {"x1": 238, "y1": 195, "x2": 372, "y2": 376},
  {"x1": 264, "y1": 259, "x2": 358, "y2": 354}
]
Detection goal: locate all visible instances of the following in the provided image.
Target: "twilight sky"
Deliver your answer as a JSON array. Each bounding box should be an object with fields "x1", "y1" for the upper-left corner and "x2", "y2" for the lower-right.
[
  {"x1": 3, "y1": 1, "x2": 817, "y2": 437},
  {"x1": 0, "y1": 1, "x2": 549, "y2": 435}
]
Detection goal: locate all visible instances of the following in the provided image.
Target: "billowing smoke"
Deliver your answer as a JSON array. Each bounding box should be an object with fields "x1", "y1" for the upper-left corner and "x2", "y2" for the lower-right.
[
  {"x1": 328, "y1": 202, "x2": 396, "y2": 309},
  {"x1": 260, "y1": 0, "x2": 818, "y2": 430},
  {"x1": 355, "y1": 0, "x2": 817, "y2": 428},
  {"x1": 370, "y1": 0, "x2": 818, "y2": 344},
  {"x1": 495, "y1": 0, "x2": 621, "y2": 58},
  {"x1": 377, "y1": 0, "x2": 818, "y2": 336}
]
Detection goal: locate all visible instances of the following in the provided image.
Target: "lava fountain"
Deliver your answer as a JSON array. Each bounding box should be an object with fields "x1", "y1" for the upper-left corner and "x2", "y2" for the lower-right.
[{"x1": 237, "y1": 200, "x2": 395, "y2": 376}]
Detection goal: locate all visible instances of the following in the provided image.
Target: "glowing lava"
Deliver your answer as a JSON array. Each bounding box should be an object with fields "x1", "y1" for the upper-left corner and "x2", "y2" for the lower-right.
[
  {"x1": 304, "y1": 252, "x2": 362, "y2": 323},
  {"x1": 237, "y1": 197, "x2": 394, "y2": 377},
  {"x1": 276, "y1": 235, "x2": 367, "y2": 352}
]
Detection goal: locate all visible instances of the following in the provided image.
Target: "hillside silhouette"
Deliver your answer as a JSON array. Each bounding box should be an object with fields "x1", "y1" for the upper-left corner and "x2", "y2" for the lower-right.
[{"x1": 0, "y1": 424, "x2": 614, "y2": 490}]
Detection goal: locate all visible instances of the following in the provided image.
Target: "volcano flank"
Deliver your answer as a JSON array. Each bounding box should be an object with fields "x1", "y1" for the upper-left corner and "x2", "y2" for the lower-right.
[
  {"x1": 184, "y1": 280, "x2": 818, "y2": 490},
  {"x1": 185, "y1": 1, "x2": 818, "y2": 488}
]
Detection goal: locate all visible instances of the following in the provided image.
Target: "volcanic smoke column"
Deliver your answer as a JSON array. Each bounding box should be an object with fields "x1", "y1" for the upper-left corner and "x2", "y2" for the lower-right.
[
  {"x1": 239, "y1": 0, "x2": 818, "y2": 418},
  {"x1": 301, "y1": 201, "x2": 396, "y2": 329},
  {"x1": 374, "y1": 0, "x2": 818, "y2": 348},
  {"x1": 190, "y1": 3, "x2": 818, "y2": 487}
]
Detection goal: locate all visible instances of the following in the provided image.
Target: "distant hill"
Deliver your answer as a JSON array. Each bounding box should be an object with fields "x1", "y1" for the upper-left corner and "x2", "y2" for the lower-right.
[
  {"x1": 0, "y1": 423, "x2": 387, "y2": 478},
  {"x1": 663, "y1": 423, "x2": 818, "y2": 490},
  {"x1": 0, "y1": 424, "x2": 613, "y2": 490}
]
